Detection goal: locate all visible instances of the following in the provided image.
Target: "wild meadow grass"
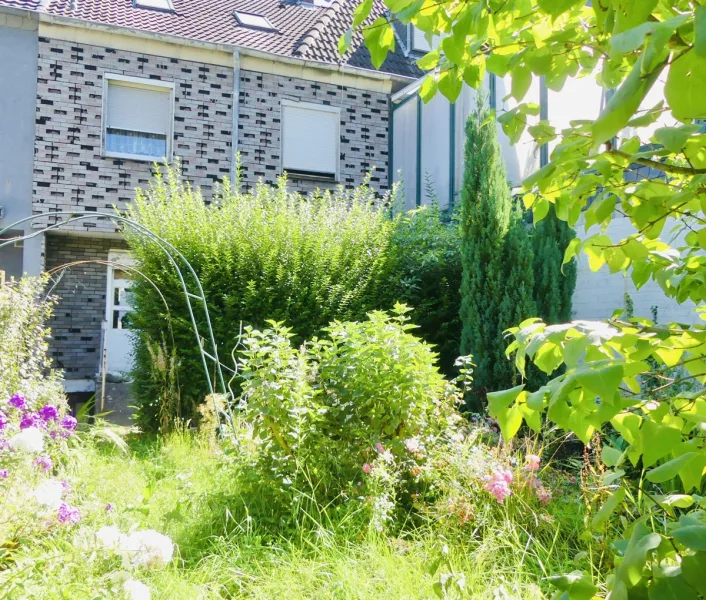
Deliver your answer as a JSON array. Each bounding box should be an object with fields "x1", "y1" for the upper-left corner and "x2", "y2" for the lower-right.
[{"x1": 13, "y1": 429, "x2": 591, "y2": 599}]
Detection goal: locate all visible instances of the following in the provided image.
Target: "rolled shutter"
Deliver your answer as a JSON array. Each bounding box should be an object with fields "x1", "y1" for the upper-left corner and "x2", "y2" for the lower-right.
[
  {"x1": 106, "y1": 81, "x2": 171, "y2": 135},
  {"x1": 281, "y1": 103, "x2": 339, "y2": 176}
]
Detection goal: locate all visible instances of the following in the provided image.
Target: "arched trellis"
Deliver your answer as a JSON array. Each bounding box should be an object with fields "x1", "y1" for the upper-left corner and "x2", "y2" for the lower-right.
[{"x1": 0, "y1": 211, "x2": 232, "y2": 433}]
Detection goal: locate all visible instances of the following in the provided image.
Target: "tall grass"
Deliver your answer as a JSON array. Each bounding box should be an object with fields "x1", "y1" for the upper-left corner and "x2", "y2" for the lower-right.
[{"x1": 13, "y1": 430, "x2": 591, "y2": 600}]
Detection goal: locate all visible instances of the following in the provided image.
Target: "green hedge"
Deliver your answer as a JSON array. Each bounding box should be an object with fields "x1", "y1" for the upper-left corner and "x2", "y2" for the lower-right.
[{"x1": 125, "y1": 168, "x2": 397, "y2": 429}]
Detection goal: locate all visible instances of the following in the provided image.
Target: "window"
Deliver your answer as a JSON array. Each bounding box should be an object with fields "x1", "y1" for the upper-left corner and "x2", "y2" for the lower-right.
[
  {"x1": 233, "y1": 11, "x2": 276, "y2": 31},
  {"x1": 103, "y1": 74, "x2": 174, "y2": 162},
  {"x1": 410, "y1": 25, "x2": 440, "y2": 53},
  {"x1": 281, "y1": 100, "x2": 340, "y2": 180},
  {"x1": 134, "y1": 0, "x2": 173, "y2": 11}
]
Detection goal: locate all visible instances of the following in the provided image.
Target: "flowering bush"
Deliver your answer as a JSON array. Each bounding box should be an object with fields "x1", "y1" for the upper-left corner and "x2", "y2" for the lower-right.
[
  {"x1": 231, "y1": 306, "x2": 463, "y2": 529},
  {"x1": 0, "y1": 279, "x2": 174, "y2": 599}
]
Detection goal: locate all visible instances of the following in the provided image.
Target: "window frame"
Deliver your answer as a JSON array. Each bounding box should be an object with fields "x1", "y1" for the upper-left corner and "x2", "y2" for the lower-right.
[
  {"x1": 133, "y1": 0, "x2": 174, "y2": 12},
  {"x1": 102, "y1": 73, "x2": 175, "y2": 163},
  {"x1": 233, "y1": 10, "x2": 277, "y2": 31},
  {"x1": 280, "y1": 99, "x2": 341, "y2": 182}
]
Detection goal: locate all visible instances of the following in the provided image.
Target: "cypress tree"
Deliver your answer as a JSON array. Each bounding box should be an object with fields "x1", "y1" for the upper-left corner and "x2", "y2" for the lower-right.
[
  {"x1": 532, "y1": 205, "x2": 577, "y2": 325},
  {"x1": 459, "y1": 97, "x2": 536, "y2": 400}
]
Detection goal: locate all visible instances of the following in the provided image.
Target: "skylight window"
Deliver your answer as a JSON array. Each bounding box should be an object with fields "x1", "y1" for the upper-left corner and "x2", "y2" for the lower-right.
[
  {"x1": 233, "y1": 10, "x2": 276, "y2": 31},
  {"x1": 134, "y1": 0, "x2": 173, "y2": 11}
]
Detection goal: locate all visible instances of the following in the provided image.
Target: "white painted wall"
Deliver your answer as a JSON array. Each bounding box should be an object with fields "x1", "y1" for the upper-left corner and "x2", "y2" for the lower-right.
[{"x1": 572, "y1": 214, "x2": 700, "y2": 325}]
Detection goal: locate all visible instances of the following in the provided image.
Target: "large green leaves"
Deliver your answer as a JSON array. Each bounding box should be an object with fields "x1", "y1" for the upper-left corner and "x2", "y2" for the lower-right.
[{"x1": 665, "y1": 51, "x2": 706, "y2": 120}]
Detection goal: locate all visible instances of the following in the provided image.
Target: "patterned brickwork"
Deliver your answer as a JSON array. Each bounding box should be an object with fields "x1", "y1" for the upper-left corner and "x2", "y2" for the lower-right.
[
  {"x1": 33, "y1": 37, "x2": 234, "y2": 232},
  {"x1": 237, "y1": 69, "x2": 390, "y2": 194},
  {"x1": 45, "y1": 234, "x2": 128, "y2": 379}
]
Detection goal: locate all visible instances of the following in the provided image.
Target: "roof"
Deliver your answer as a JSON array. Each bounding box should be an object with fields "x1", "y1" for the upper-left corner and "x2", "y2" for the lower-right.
[{"x1": 1, "y1": 0, "x2": 422, "y2": 79}]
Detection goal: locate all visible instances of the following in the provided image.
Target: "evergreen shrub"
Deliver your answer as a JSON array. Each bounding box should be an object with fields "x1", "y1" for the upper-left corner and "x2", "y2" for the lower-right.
[{"x1": 125, "y1": 167, "x2": 396, "y2": 429}]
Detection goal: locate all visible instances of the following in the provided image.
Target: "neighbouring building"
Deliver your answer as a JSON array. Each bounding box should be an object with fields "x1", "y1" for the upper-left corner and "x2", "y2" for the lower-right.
[
  {"x1": 0, "y1": 0, "x2": 421, "y2": 411},
  {"x1": 390, "y1": 64, "x2": 700, "y2": 326}
]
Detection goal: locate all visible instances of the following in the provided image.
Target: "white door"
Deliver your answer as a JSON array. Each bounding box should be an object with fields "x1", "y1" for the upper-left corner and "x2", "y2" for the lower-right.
[{"x1": 104, "y1": 251, "x2": 136, "y2": 374}]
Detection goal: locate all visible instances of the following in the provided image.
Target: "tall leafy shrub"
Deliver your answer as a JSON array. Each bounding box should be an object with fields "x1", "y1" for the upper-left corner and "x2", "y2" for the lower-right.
[
  {"x1": 459, "y1": 99, "x2": 535, "y2": 399},
  {"x1": 0, "y1": 277, "x2": 64, "y2": 405},
  {"x1": 125, "y1": 166, "x2": 396, "y2": 429},
  {"x1": 388, "y1": 203, "x2": 462, "y2": 375}
]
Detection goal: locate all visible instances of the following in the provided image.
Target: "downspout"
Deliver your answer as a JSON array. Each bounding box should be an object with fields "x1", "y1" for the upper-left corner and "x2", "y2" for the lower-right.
[
  {"x1": 388, "y1": 96, "x2": 394, "y2": 191},
  {"x1": 230, "y1": 48, "x2": 241, "y2": 185},
  {"x1": 539, "y1": 76, "x2": 548, "y2": 167},
  {"x1": 448, "y1": 102, "x2": 455, "y2": 211},
  {"x1": 415, "y1": 95, "x2": 422, "y2": 207}
]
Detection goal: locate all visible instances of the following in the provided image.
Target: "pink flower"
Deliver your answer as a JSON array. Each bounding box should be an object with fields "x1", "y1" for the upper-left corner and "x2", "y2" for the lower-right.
[
  {"x1": 485, "y1": 469, "x2": 513, "y2": 504},
  {"x1": 375, "y1": 443, "x2": 385, "y2": 454},
  {"x1": 524, "y1": 454, "x2": 541, "y2": 472},
  {"x1": 34, "y1": 455, "x2": 53, "y2": 472},
  {"x1": 362, "y1": 463, "x2": 372, "y2": 474},
  {"x1": 536, "y1": 485, "x2": 552, "y2": 505}
]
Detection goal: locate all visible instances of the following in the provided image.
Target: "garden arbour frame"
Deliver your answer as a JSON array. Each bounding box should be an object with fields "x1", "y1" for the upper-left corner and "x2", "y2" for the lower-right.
[{"x1": 0, "y1": 211, "x2": 232, "y2": 434}]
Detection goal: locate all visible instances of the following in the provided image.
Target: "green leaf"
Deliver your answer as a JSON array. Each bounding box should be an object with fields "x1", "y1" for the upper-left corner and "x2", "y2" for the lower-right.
[
  {"x1": 564, "y1": 336, "x2": 589, "y2": 368},
  {"x1": 591, "y1": 486, "x2": 626, "y2": 529},
  {"x1": 593, "y1": 55, "x2": 664, "y2": 145},
  {"x1": 352, "y1": 0, "x2": 373, "y2": 28},
  {"x1": 673, "y1": 526, "x2": 706, "y2": 551},
  {"x1": 511, "y1": 64, "x2": 532, "y2": 101},
  {"x1": 416, "y1": 49, "x2": 440, "y2": 70},
  {"x1": 696, "y1": 6, "x2": 706, "y2": 57},
  {"x1": 681, "y1": 552, "x2": 706, "y2": 596},
  {"x1": 641, "y1": 421, "x2": 682, "y2": 468},
  {"x1": 546, "y1": 570, "x2": 597, "y2": 600},
  {"x1": 653, "y1": 127, "x2": 694, "y2": 153},
  {"x1": 648, "y1": 571, "x2": 699, "y2": 600},
  {"x1": 338, "y1": 29, "x2": 353, "y2": 56},
  {"x1": 612, "y1": 412, "x2": 642, "y2": 445},
  {"x1": 437, "y1": 67, "x2": 463, "y2": 102},
  {"x1": 576, "y1": 363, "x2": 624, "y2": 401},
  {"x1": 441, "y1": 35, "x2": 465, "y2": 66},
  {"x1": 487, "y1": 384, "x2": 525, "y2": 413},
  {"x1": 419, "y1": 76, "x2": 438, "y2": 103},
  {"x1": 616, "y1": 525, "x2": 662, "y2": 588},
  {"x1": 602, "y1": 446, "x2": 624, "y2": 468},
  {"x1": 363, "y1": 18, "x2": 395, "y2": 70},
  {"x1": 653, "y1": 494, "x2": 695, "y2": 509},
  {"x1": 610, "y1": 15, "x2": 689, "y2": 57},
  {"x1": 646, "y1": 453, "x2": 698, "y2": 484},
  {"x1": 537, "y1": 0, "x2": 583, "y2": 19},
  {"x1": 665, "y1": 51, "x2": 706, "y2": 120}
]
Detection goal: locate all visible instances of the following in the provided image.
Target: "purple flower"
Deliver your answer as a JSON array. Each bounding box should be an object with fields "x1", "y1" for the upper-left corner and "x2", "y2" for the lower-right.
[
  {"x1": 34, "y1": 455, "x2": 54, "y2": 472},
  {"x1": 61, "y1": 480, "x2": 71, "y2": 493},
  {"x1": 8, "y1": 394, "x2": 26, "y2": 411},
  {"x1": 105, "y1": 502, "x2": 115, "y2": 512},
  {"x1": 0, "y1": 412, "x2": 7, "y2": 431},
  {"x1": 57, "y1": 503, "x2": 80, "y2": 525},
  {"x1": 39, "y1": 405, "x2": 58, "y2": 422},
  {"x1": 60, "y1": 415, "x2": 78, "y2": 432},
  {"x1": 0, "y1": 469, "x2": 8, "y2": 478},
  {"x1": 0, "y1": 439, "x2": 9, "y2": 453},
  {"x1": 20, "y1": 412, "x2": 42, "y2": 430}
]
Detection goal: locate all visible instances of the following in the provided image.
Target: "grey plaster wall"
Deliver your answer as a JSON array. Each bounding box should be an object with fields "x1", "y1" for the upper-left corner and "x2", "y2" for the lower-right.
[{"x1": 0, "y1": 14, "x2": 39, "y2": 277}]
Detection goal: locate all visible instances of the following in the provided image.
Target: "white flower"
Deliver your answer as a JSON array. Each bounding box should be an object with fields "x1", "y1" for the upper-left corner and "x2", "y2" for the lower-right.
[
  {"x1": 33, "y1": 479, "x2": 64, "y2": 509},
  {"x1": 404, "y1": 437, "x2": 421, "y2": 453},
  {"x1": 96, "y1": 525, "x2": 122, "y2": 550},
  {"x1": 123, "y1": 579, "x2": 151, "y2": 600},
  {"x1": 120, "y1": 530, "x2": 174, "y2": 570},
  {"x1": 9, "y1": 427, "x2": 45, "y2": 454},
  {"x1": 381, "y1": 450, "x2": 394, "y2": 464}
]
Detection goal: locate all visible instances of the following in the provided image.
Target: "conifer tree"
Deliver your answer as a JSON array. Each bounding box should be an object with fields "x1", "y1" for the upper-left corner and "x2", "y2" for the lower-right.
[
  {"x1": 532, "y1": 205, "x2": 576, "y2": 325},
  {"x1": 459, "y1": 97, "x2": 535, "y2": 400}
]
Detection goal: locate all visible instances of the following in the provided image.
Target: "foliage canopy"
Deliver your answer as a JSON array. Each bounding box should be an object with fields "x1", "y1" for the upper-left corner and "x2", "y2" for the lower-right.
[{"x1": 354, "y1": 0, "x2": 706, "y2": 597}]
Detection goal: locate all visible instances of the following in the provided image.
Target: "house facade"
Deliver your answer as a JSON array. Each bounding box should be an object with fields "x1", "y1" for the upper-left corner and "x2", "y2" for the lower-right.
[{"x1": 0, "y1": 0, "x2": 420, "y2": 405}]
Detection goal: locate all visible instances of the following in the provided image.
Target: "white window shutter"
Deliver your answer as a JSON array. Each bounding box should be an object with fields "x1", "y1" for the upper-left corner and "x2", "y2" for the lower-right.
[
  {"x1": 411, "y1": 26, "x2": 440, "y2": 53},
  {"x1": 107, "y1": 82, "x2": 171, "y2": 135},
  {"x1": 281, "y1": 103, "x2": 339, "y2": 176}
]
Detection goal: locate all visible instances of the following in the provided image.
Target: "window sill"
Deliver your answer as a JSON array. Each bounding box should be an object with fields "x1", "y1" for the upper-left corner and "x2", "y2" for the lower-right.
[
  {"x1": 103, "y1": 151, "x2": 171, "y2": 164},
  {"x1": 282, "y1": 171, "x2": 338, "y2": 184}
]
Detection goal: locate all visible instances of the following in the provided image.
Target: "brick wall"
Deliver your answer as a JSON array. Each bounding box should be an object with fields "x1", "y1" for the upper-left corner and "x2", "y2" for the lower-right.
[
  {"x1": 33, "y1": 37, "x2": 234, "y2": 232},
  {"x1": 238, "y1": 69, "x2": 390, "y2": 194},
  {"x1": 45, "y1": 233, "x2": 128, "y2": 379}
]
